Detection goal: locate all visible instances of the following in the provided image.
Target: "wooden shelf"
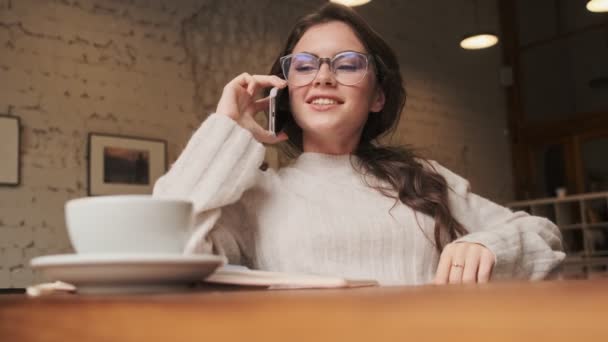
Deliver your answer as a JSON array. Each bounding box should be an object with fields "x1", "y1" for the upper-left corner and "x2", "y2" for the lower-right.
[
  {"x1": 560, "y1": 223, "x2": 584, "y2": 230},
  {"x1": 559, "y1": 222, "x2": 608, "y2": 230}
]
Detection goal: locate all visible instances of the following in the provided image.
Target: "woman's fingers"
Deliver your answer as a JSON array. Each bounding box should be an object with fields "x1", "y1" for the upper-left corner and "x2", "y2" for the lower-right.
[
  {"x1": 253, "y1": 96, "x2": 271, "y2": 113},
  {"x1": 238, "y1": 74, "x2": 287, "y2": 117},
  {"x1": 237, "y1": 114, "x2": 288, "y2": 145},
  {"x1": 462, "y1": 247, "x2": 481, "y2": 284},
  {"x1": 434, "y1": 242, "x2": 495, "y2": 285},
  {"x1": 243, "y1": 98, "x2": 284, "y2": 142},
  {"x1": 217, "y1": 73, "x2": 289, "y2": 144},
  {"x1": 433, "y1": 244, "x2": 452, "y2": 285},
  {"x1": 222, "y1": 73, "x2": 286, "y2": 116},
  {"x1": 252, "y1": 126, "x2": 289, "y2": 145},
  {"x1": 477, "y1": 249, "x2": 495, "y2": 283},
  {"x1": 244, "y1": 74, "x2": 287, "y2": 98},
  {"x1": 448, "y1": 244, "x2": 466, "y2": 284}
]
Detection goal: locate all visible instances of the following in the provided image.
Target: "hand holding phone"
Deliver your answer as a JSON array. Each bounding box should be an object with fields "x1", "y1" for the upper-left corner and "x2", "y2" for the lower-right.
[
  {"x1": 216, "y1": 74, "x2": 287, "y2": 144},
  {"x1": 268, "y1": 87, "x2": 279, "y2": 136}
]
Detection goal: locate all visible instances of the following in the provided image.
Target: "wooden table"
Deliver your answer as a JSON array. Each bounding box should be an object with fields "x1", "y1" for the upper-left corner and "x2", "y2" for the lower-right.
[{"x1": 1, "y1": 279, "x2": 607, "y2": 342}]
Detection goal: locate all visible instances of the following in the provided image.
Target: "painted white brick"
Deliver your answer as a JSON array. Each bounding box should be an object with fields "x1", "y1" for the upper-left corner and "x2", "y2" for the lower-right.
[
  {"x1": 10, "y1": 266, "x2": 34, "y2": 288},
  {"x1": 33, "y1": 226, "x2": 58, "y2": 249},
  {"x1": 23, "y1": 245, "x2": 43, "y2": 264},
  {"x1": 2, "y1": 247, "x2": 24, "y2": 268},
  {"x1": 0, "y1": 227, "x2": 33, "y2": 249},
  {"x1": 0, "y1": 267, "x2": 9, "y2": 287}
]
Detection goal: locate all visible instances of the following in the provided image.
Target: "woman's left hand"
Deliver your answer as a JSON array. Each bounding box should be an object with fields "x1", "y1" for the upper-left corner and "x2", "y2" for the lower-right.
[{"x1": 433, "y1": 242, "x2": 495, "y2": 285}]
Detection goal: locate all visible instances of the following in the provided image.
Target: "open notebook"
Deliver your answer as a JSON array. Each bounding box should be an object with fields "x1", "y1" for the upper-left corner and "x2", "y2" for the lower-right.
[{"x1": 204, "y1": 265, "x2": 379, "y2": 290}]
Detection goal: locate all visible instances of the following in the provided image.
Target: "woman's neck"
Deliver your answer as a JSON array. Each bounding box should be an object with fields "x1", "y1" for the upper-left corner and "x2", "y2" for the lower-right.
[{"x1": 301, "y1": 131, "x2": 361, "y2": 155}]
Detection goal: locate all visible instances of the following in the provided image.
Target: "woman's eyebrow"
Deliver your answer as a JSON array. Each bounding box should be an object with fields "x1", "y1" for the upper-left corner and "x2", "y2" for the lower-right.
[{"x1": 298, "y1": 51, "x2": 319, "y2": 57}]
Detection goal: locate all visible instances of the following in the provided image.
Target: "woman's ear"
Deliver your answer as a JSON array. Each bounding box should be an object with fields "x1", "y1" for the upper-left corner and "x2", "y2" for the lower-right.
[{"x1": 370, "y1": 87, "x2": 386, "y2": 113}]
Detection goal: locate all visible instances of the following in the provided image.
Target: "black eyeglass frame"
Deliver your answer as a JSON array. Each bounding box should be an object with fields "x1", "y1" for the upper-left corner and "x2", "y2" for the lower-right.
[{"x1": 279, "y1": 50, "x2": 375, "y2": 86}]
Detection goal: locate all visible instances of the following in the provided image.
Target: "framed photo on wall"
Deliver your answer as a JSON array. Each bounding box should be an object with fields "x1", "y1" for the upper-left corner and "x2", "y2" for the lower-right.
[
  {"x1": 88, "y1": 133, "x2": 167, "y2": 196},
  {"x1": 0, "y1": 115, "x2": 20, "y2": 186}
]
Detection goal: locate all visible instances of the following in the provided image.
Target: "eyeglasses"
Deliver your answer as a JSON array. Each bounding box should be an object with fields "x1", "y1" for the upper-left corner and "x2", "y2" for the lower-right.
[{"x1": 280, "y1": 51, "x2": 371, "y2": 87}]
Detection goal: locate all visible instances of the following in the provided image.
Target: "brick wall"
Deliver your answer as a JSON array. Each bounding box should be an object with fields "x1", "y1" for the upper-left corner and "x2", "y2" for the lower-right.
[{"x1": 0, "y1": 0, "x2": 511, "y2": 288}]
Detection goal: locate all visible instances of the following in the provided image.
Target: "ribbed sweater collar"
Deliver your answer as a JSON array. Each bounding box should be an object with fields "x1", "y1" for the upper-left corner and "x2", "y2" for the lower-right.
[{"x1": 291, "y1": 152, "x2": 361, "y2": 178}]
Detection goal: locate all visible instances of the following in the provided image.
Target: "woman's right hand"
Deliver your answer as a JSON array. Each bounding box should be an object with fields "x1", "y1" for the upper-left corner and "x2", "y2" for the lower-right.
[{"x1": 216, "y1": 73, "x2": 288, "y2": 144}]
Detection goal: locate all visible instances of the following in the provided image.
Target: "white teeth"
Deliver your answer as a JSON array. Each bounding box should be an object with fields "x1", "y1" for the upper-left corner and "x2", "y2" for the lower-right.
[{"x1": 311, "y1": 98, "x2": 337, "y2": 105}]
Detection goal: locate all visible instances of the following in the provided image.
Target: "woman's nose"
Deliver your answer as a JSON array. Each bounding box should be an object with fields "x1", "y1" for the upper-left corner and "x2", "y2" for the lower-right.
[{"x1": 313, "y1": 63, "x2": 337, "y2": 86}]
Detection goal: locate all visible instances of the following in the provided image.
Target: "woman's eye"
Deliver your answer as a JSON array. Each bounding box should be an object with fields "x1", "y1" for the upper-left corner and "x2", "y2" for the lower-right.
[
  {"x1": 294, "y1": 65, "x2": 316, "y2": 72},
  {"x1": 336, "y1": 64, "x2": 358, "y2": 71}
]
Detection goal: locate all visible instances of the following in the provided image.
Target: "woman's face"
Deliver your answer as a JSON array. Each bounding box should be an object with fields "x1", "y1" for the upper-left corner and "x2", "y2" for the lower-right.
[{"x1": 288, "y1": 21, "x2": 385, "y2": 154}]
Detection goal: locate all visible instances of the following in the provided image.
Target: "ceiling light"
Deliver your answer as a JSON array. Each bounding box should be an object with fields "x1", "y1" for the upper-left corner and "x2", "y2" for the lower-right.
[
  {"x1": 587, "y1": 0, "x2": 608, "y2": 12},
  {"x1": 460, "y1": 0, "x2": 499, "y2": 50},
  {"x1": 460, "y1": 33, "x2": 499, "y2": 50},
  {"x1": 330, "y1": 0, "x2": 371, "y2": 7}
]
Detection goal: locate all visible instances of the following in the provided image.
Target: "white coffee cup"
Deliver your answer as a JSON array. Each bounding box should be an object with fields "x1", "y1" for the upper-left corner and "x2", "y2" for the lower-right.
[{"x1": 65, "y1": 195, "x2": 194, "y2": 254}]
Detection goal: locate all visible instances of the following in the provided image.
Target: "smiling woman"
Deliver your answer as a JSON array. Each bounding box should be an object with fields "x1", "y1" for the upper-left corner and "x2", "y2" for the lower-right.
[{"x1": 152, "y1": 3, "x2": 565, "y2": 286}]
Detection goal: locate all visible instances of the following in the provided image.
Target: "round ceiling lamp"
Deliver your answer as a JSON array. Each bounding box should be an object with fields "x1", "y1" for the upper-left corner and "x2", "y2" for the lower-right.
[
  {"x1": 330, "y1": 0, "x2": 371, "y2": 7},
  {"x1": 587, "y1": 0, "x2": 608, "y2": 12},
  {"x1": 460, "y1": 33, "x2": 499, "y2": 50},
  {"x1": 460, "y1": 0, "x2": 499, "y2": 50}
]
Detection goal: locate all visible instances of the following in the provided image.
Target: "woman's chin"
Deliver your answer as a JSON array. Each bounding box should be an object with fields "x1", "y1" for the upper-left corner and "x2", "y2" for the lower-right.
[{"x1": 299, "y1": 119, "x2": 343, "y2": 135}]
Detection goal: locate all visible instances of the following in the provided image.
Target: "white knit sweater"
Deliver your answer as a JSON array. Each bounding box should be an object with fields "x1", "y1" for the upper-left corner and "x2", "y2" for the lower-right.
[{"x1": 153, "y1": 113, "x2": 565, "y2": 285}]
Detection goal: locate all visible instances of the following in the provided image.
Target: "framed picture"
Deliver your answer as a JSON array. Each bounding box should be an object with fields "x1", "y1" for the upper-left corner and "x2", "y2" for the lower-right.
[
  {"x1": 88, "y1": 133, "x2": 167, "y2": 196},
  {"x1": 0, "y1": 115, "x2": 20, "y2": 186}
]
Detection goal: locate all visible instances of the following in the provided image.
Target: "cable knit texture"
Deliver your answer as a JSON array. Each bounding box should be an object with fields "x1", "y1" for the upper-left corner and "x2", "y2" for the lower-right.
[{"x1": 153, "y1": 113, "x2": 565, "y2": 285}]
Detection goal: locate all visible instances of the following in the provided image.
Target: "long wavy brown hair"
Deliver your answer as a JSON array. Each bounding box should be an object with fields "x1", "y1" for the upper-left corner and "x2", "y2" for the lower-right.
[{"x1": 268, "y1": 3, "x2": 467, "y2": 251}]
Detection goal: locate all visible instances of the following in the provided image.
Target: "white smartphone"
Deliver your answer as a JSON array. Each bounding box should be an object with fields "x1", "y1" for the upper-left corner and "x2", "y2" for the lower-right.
[{"x1": 268, "y1": 87, "x2": 279, "y2": 135}]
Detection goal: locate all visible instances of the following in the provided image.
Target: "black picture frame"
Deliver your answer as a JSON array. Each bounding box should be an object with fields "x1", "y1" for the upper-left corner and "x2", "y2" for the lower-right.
[{"x1": 87, "y1": 133, "x2": 168, "y2": 196}]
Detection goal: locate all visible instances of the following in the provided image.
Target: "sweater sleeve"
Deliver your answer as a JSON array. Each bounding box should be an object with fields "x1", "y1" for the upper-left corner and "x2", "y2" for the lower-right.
[
  {"x1": 153, "y1": 113, "x2": 266, "y2": 260},
  {"x1": 428, "y1": 161, "x2": 566, "y2": 281}
]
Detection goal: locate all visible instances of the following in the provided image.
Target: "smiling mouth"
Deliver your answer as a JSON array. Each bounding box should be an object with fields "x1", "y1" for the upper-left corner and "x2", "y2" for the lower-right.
[{"x1": 308, "y1": 98, "x2": 344, "y2": 105}]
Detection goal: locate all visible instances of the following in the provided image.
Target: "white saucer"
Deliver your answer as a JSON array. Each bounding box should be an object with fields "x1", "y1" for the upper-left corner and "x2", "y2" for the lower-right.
[{"x1": 30, "y1": 253, "x2": 225, "y2": 294}]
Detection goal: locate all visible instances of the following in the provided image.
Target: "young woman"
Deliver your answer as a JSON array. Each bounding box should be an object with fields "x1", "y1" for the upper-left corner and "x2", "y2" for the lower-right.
[{"x1": 153, "y1": 3, "x2": 564, "y2": 285}]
